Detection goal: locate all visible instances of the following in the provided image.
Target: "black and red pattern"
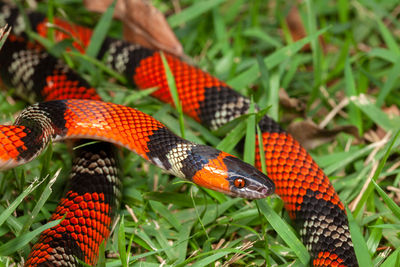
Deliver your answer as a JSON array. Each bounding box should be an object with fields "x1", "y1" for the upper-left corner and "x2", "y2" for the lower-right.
[
  {"x1": 0, "y1": 1, "x2": 357, "y2": 266},
  {"x1": 0, "y1": 25, "x2": 274, "y2": 266},
  {"x1": 0, "y1": 98, "x2": 273, "y2": 198},
  {"x1": 26, "y1": 142, "x2": 121, "y2": 266}
]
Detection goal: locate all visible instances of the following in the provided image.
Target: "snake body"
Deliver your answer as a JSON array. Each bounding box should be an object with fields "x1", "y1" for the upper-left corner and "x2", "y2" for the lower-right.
[
  {"x1": 1, "y1": 98, "x2": 274, "y2": 199},
  {"x1": 0, "y1": 2, "x2": 357, "y2": 266}
]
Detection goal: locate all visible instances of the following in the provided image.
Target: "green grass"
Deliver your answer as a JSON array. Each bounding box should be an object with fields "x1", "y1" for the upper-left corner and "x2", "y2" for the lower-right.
[{"x1": 1, "y1": 0, "x2": 400, "y2": 266}]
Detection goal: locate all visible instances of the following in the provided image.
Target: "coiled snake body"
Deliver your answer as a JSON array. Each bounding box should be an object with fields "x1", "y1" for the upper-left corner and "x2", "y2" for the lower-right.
[{"x1": 0, "y1": 2, "x2": 357, "y2": 266}]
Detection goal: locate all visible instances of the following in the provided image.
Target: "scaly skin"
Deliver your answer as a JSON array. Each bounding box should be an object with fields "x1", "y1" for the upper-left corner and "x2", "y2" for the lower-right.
[{"x1": 0, "y1": 2, "x2": 357, "y2": 266}]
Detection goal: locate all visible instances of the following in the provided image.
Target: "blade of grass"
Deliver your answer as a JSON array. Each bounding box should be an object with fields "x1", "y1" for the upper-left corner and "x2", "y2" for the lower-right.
[
  {"x1": 0, "y1": 219, "x2": 61, "y2": 255},
  {"x1": 160, "y1": 52, "x2": 185, "y2": 138},
  {"x1": 176, "y1": 248, "x2": 247, "y2": 266},
  {"x1": 175, "y1": 221, "x2": 193, "y2": 263},
  {"x1": 216, "y1": 120, "x2": 246, "y2": 153},
  {"x1": 256, "y1": 54, "x2": 270, "y2": 108},
  {"x1": 118, "y1": 215, "x2": 127, "y2": 267},
  {"x1": 97, "y1": 241, "x2": 106, "y2": 267},
  {"x1": 376, "y1": 58, "x2": 400, "y2": 107},
  {"x1": 267, "y1": 71, "x2": 280, "y2": 121},
  {"x1": 368, "y1": 48, "x2": 400, "y2": 63},
  {"x1": 20, "y1": 169, "x2": 60, "y2": 235},
  {"x1": 344, "y1": 57, "x2": 362, "y2": 134},
  {"x1": 366, "y1": 217, "x2": 383, "y2": 254},
  {"x1": 0, "y1": 25, "x2": 11, "y2": 50},
  {"x1": 305, "y1": 0, "x2": 323, "y2": 97},
  {"x1": 68, "y1": 51, "x2": 127, "y2": 83},
  {"x1": 372, "y1": 181, "x2": 400, "y2": 220},
  {"x1": 354, "y1": 130, "x2": 400, "y2": 217},
  {"x1": 376, "y1": 18, "x2": 400, "y2": 55},
  {"x1": 256, "y1": 199, "x2": 310, "y2": 265},
  {"x1": 143, "y1": 191, "x2": 213, "y2": 207},
  {"x1": 85, "y1": 0, "x2": 116, "y2": 58},
  {"x1": 347, "y1": 207, "x2": 372, "y2": 267},
  {"x1": 45, "y1": 0, "x2": 55, "y2": 41},
  {"x1": 228, "y1": 27, "x2": 329, "y2": 90},
  {"x1": 149, "y1": 200, "x2": 181, "y2": 231},
  {"x1": 168, "y1": 0, "x2": 226, "y2": 27},
  {"x1": 256, "y1": 125, "x2": 267, "y2": 174},
  {"x1": 380, "y1": 247, "x2": 400, "y2": 267},
  {"x1": 351, "y1": 94, "x2": 398, "y2": 132},
  {"x1": 0, "y1": 178, "x2": 43, "y2": 228},
  {"x1": 243, "y1": 98, "x2": 256, "y2": 165},
  {"x1": 243, "y1": 28, "x2": 282, "y2": 48}
]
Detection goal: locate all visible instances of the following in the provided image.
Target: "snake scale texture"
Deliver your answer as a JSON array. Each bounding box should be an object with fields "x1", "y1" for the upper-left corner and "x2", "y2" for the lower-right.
[{"x1": 0, "y1": 2, "x2": 357, "y2": 266}]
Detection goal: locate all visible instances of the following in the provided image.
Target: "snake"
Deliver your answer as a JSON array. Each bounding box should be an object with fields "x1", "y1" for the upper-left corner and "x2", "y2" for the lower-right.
[{"x1": 0, "y1": 2, "x2": 357, "y2": 266}]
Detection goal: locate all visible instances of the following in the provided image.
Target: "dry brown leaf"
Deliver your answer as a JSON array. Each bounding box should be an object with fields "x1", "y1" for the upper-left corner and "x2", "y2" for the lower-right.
[
  {"x1": 279, "y1": 88, "x2": 305, "y2": 111},
  {"x1": 285, "y1": 5, "x2": 327, "y2": 53},
  {"x1": 382, "y1": 104, "x2": 400, "y2": 118},
  {"x1": 287, "y1": 120, "x2": 359, "y2": 150},
  {"x1": 84, "y1": 0, "x2": 183, "y2": 57}
]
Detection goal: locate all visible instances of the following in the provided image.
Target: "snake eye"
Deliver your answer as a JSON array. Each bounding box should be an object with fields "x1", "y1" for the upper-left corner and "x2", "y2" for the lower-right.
[{"x1": 234, "y1": 178, "x2": 246, "y2": 189}]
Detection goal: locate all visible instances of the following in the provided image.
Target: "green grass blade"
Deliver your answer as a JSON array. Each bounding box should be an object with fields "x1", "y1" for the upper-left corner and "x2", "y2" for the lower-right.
[
  {"x1": 97, "y1": 241, "x2": 106, "y2": 267},
  {"x1": 305, "y1": 0, "x2": 322, "y2": 92},
  {"x1": 256, "y1": 125, "x2": 267, "y2": 174},
  {"x1": 45, "y1": 0, "x2": 55, "y2": 41},
  {"x1": 149, "y1": 200, "x2": 181, "y2": 231},
  {"x1": 347, "y1": 207, "x2": 372, "y2": 267},
  {"x1": 376, "y1": 58, "x2": 400, "y2": 107},
  {"x1": 0, "y1": 219, "x2": 61, "y2": 256},
  {"x1": 85, "y1": 0, "x2": 116, "y2": 58},
  {"x1": 243, "y1": 99, "x2": 256, "y2": 165},
  {"x1": 0, "y1": 25, "x2": 11, "y2": 51},
  {"x1": 376, "y1": 19, "x2": 400, "y2": 55},
  {"x1": 168, "y1": 0, "x2": 226, "y2": 27},
  {"x1": 380, "y1": 247, "x2": 400, "y2": 267},
  {"x1": 68, "y1": 51, "x2": 127, "y2": 83},
  {"x1": 191, "y1": 251, "x2": 233, "y2": 267},
  {"x1": 0, "y1": 178, "x2": 43, "y2": 228},
  {"x1": 366, "y1": 217, "x2": 383, "y2": 254},
  {"x1": 344, "y1": 57, "x2": 362, "y2": 134},
  {"x1": 175, "y1": 221, "x2": 193, "y2": 263},
  {"x1": 243, "y1": 28, "x2": 282, "y2": 48},
  {"x1": 354, "y1": 130, "x2": 400, "y2": 217},
  {"x1": 266, "y1": 71, "x2": 280, "y2": 121},
  {"x1": 351, "y1": 94, "x2": 397, "y2": 132},
  {"x1": 373, "y1": 181, "x2": 400, "y2": 220},
  {"x1": 20, "y1": 169, "x2": 60, "y2": 235},
  {"x1": 216, "y1": 120, "x2": 246, "y2": 153},
  {"x1": 160, "y1": 52, "x2": 185, "y2": 138},
  {"x1": 228, "y1": 27, "x2": 329, "y2": 90},
  {"x1": 256, "y1": 199, "x2": 310, "y2": 265},
  {"x1": 118, "y1": 215, "x2": 127, "y2": 267}
]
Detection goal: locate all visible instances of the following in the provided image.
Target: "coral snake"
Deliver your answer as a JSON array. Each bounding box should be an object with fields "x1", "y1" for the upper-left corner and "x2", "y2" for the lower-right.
[{"x1": 0, "y1": 2, "x2": 357, "y2": 266}]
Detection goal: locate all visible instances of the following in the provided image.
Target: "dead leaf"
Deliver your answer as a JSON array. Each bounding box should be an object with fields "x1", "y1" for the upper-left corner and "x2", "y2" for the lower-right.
[
  {"x1": 285, "y1": 5, "x2": 327, "y2": 53},
  {"x1": 382, "y1": 105, "x2": 400, "y2": 118},
  {"x1": 287, "y1": 120, "x2": 359, "y2": 150},
  {"x1": 279, "y1": 88, "x2": 305, "y2": 111},
  {"x1": 84, "y1": 0, "x2": 183, "y2": 57}
]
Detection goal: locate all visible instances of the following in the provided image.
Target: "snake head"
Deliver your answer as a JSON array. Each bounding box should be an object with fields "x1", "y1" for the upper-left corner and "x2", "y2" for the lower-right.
[
  {"x1": 223, "y1": 155, "x2": 275, "y2": 199},
  {"x1": 189, "y1": 147, "x2": 275, "y2": 199}
]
